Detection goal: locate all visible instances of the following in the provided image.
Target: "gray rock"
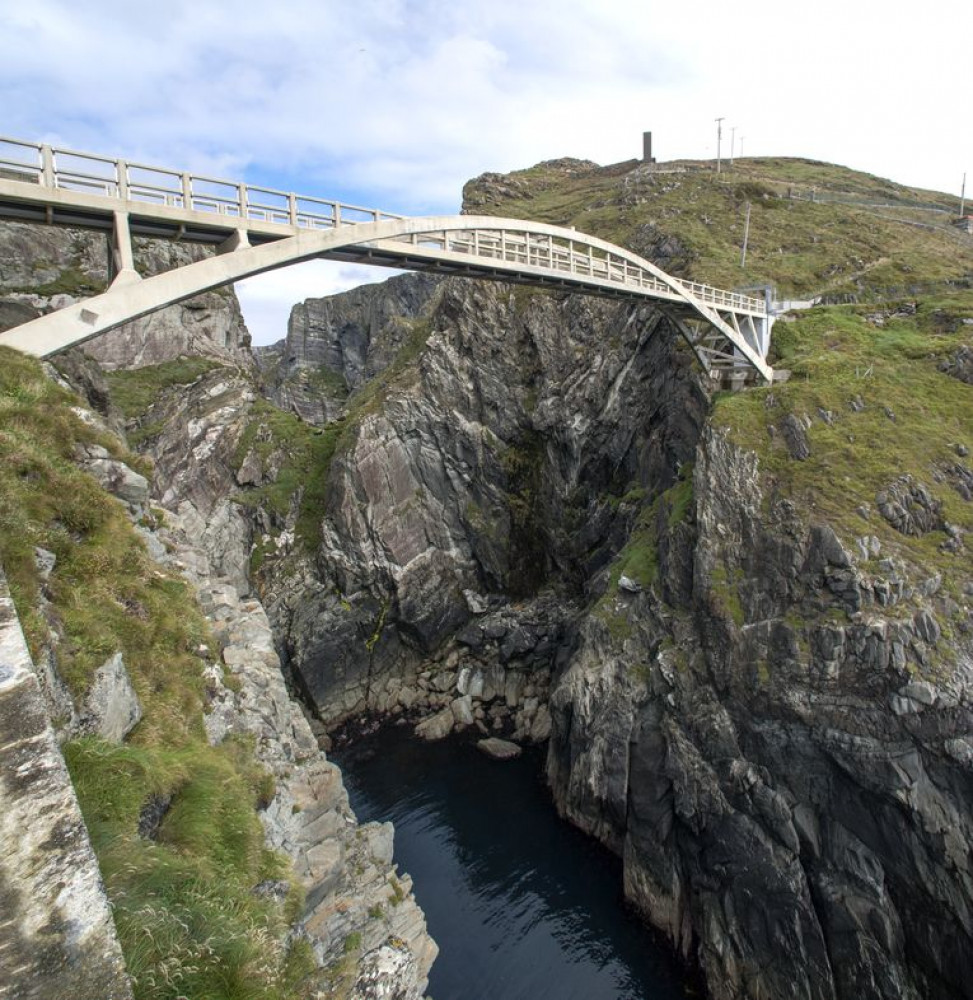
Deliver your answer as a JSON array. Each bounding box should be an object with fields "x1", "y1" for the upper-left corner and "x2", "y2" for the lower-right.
[
  {"x1": 76, "y1": 652, "x2": 142, "y2": 742},
  {"x1": 450, "y1": 694, "x2": 475, "y2": 728},
  {"x1": 876, "y1": 475, "x2": 945, "y2": 536},
  {"x1": 779, "y1": 413, "x2": 811, "y2": 460},
  {"x1": 618, "y1": 574, "x2": 642, "y2": 593},
  {"x1": 81, "y1": 457, "x2": 150, "y2": 507},
  {"x1": 529, "y1": 704, "x2": 552, "y2": 742},
  {"x1": 34, "y1": 546, "x2": 56, "y2": 580},
  {"x1": 415, "y1": 707, "x2": 454, "y2": 741},
  {"x1": 899, "y1": 681, "x2": 937, "y2": 706},
  {"x1": 0, "y1": 570, "x2": 133, "y2": 999},
  {"x1": 477, "y1": 737, "x2": 523, "y2": 760},
  {"x1": 463, "y1": 589, "x2": 489, "y2": 614}
]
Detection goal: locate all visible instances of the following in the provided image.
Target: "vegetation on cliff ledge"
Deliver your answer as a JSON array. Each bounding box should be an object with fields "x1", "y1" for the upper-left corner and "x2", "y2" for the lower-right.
[{"x1": 0, "y1": 347, "x2": 312, "y2": 1000}]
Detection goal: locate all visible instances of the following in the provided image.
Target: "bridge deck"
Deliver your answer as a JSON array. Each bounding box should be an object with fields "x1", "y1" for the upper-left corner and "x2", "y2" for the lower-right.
[{"x1": 0, "y1": 136, "x2": 773, "y2": 381}]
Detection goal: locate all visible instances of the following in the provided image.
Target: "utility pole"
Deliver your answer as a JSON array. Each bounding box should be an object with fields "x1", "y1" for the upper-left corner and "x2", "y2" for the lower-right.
[
  {"x1": 739, "y1": 135, "x2": 745, "y2": 159},
  {"x1": 962, "y1": 172, "x2": 967, "y2": 217},
  {"x1": 730, "y1": 126, "x2": 737, "y2": 166},
  {"x1": 715, "y1": 117, "x2": 725, "y2": 174},
  {"x1": 741, "y1": 201, "x2": 751, "y2": 268}
]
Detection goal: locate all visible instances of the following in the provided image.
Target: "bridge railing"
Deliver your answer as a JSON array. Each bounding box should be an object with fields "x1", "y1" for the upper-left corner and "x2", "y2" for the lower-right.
[
  {"x1": 401, "y1": 229, "x2": 765, "y2": 312},
  {"x1": 0, "y1": 135, "x2": 766, "y2": 316},
  {"x1": 0, "y1": 136, "x2": 405, "y2": 232}
]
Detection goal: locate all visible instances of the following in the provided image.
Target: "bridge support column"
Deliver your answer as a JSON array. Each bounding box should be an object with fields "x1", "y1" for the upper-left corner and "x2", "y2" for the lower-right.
[
  {"x1": 109, "y1": 211, "x2": 140, "y2": 288},
  {"x1": 218, "y1": 229, "x2": 251, "y2": 254}
]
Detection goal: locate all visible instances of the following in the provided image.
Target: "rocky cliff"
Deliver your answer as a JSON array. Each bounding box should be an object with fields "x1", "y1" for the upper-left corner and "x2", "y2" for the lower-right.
[
  {"x1": 0, "y1": 221, "x2": 254, "y2": 368},
  {"x1": 184, "y1": 157, "x2": 970, "y2": 999},
  {"x1": 131, "y1": 237, "x2": 972, "y2": 999},
  {"x1": 0, "y1": 234, "x2": 436, "y2": 998},
  {"x1": 3, "y1": 152, "x2": 972, "y2": 1000}
]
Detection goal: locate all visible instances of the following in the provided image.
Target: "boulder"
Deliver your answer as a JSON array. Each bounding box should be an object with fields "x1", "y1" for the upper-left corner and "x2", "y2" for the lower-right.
[
  {"x1": 415, "y1": 707, "x2": 454, "y2": 741},
  {"x1": 75, "y1": 652, "x2": 142, "y2": 742},
  {"x1": 477, "y1": 738, "x2": 523, "y2": 760}
]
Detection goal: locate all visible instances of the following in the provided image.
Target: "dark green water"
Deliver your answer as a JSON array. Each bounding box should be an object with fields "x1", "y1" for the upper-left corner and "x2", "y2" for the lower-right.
[{"x1": 335, "y1": 726, "x2": 694, "y2": 1000}]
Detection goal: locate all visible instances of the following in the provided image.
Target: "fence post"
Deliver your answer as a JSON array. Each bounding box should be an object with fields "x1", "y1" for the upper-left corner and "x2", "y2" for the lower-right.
[
  {"x1": 117, "y1": 159, "x2": 128, "y2": 200},
  {"x1": 41, "y1": 144, "x2": 54, "y2": 187}
]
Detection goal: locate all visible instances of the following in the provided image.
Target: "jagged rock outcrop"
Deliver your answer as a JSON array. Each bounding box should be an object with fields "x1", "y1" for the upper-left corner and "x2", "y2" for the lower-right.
[
  {"x1": 255, "y1": 273, "x2": 442, "y2": 424},
  {"x1": 547, "y1": 425, "x2": 973, "y2": 1000},
  {"x1": 48, "y1": 374, "x2": 437, "y2": 998},
  {"x1": 257, "y1": 277, "x2": 705, "y2": 728},
  {"x1": 174, "y1": 558, "x2": 436, "y2": 996},
  {"x1": 0, "y1": 570, "x2": 132, "y2": 1000},
  {"x1": 0, "y1": 220, "x2": 254, "y2": 368},
  {"x1": 135, "y1": 366, "x2": 258, "y2": 593}
]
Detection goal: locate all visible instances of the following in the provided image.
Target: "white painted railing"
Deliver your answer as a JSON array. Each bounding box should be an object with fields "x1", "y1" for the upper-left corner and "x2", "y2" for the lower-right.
[{"x1": 0, "y1": 136, "x2": 404, "y2": 231}]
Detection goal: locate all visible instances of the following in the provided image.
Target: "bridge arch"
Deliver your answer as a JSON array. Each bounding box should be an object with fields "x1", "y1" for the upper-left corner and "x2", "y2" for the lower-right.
[{"x1": 0, "y1": 213, "x2": 772, "y2": 380}]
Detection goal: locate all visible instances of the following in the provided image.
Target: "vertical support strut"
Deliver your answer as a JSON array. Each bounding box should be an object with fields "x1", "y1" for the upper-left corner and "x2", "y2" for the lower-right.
[{"x1": 110, "y1": 211, "x2": 141, "y2": 287}]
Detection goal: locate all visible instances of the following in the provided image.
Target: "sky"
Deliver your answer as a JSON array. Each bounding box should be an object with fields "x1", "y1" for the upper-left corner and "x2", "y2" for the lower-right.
[{"x1": 1, "y1": 0, "x2": 970, "y2": 343}]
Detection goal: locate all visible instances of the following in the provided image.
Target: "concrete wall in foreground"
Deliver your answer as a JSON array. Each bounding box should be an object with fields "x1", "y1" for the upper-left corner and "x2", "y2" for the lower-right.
[{"x1": 0, "y1": 568, "x2": 131, "y2": 1000}]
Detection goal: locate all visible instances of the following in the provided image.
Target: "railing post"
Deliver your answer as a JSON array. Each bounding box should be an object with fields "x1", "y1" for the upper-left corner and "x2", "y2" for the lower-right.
[
  {"x1": 289, "y1": 192, "x2": 298, "y2": 227},
  {"x1": 117, "y1": 159, "x2": 128, "y2": 201},
  {"x1": 41, "y1": 144, "x2": 54, "y2": 187},
  {"x1": 333, "y1": 203, "x2": 342, "y2": 227},
  {"x1": 238, "y1": 183, "x2": 247, "y2": 219},
  {"x1": 182, "y1": 173, "x2": 192, "y2": 210}
]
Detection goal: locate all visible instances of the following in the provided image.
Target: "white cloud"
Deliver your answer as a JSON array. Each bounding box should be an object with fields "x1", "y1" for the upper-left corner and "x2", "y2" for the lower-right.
[{"x1": 1, "y1": 0, "x2": 970, "y2": 337}]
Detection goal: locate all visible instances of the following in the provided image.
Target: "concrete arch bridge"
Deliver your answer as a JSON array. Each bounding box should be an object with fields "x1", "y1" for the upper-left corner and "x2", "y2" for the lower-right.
[{"x1": 0, "y1": 137, "x2": 774, "y2": 383}]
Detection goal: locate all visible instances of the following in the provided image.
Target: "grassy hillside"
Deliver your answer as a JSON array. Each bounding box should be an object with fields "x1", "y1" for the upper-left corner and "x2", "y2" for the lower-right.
[
  {"x1": 468, "y1": 156, "x2": 973, "y2": 637},
  {"x1": 463, "y1": 156, "x2": 973, "y2": 300},
  {"x1": 717, "y1": 296, "x2": 973, "y2": 595},
  {"x1": 0, "y1": 347, "x2": 312, "y2": 1000}
]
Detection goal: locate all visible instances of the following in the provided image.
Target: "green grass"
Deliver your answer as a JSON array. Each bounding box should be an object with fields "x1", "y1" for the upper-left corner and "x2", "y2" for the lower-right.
[
  {"x1": 106, "y1": 357, "x2": 223, "y2": 419},
  {"x1": 0, "y1": 347, "x2": 315, "y2": 999},
  {"x1": 714, "y1": 300, "x2": 973, "y2": 587},
  {"x1": 232, "y1": 399, "x2": 346, "y2": 552},
  {"x1": 463, "y1": 156, "x2": 973, "y2": 302}
]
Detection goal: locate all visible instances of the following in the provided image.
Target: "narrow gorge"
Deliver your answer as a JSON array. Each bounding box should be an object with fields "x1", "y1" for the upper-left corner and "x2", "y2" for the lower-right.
[{"x1": 1, "y1": 153, "x2": 972, "y2": 1000}]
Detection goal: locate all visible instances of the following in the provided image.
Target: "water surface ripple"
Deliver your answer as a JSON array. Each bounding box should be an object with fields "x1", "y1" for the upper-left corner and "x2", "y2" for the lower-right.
[{"x1": 335, "y1": 726, "x2": 692, "y2": 1000}]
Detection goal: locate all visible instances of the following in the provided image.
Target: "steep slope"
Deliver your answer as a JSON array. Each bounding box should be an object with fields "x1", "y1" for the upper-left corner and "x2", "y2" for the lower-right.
[
  {"x1": 5, "y1": 151, "x2": 970, "y2": 1000},
  {"x1": 0, "y1": 249, "x2": 436, "y2": 996}
]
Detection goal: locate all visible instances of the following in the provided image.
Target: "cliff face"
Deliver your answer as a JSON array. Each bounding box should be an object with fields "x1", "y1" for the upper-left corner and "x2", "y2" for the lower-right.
[
  {"x1": 0, "y1": 221, "x2": 254, "y2": 368},
  {"x1": 5, "y1": 151, "x2": 971, "y2": 1000},
  {"x1": 548, "y1": 424, "x2": 973, "y2": 999},
  {"x1": 256, "y1": 277, "x2": 705, "y2": 732},
  {"x1": 256, "y1": 273, "x2": 442, "y2": 425},
  {"x1": 0, "y1": 230, "x2": 437, "y2": 999},
  {"x1": 228, "y1": 253, "x2": 972, "y2": 998}
]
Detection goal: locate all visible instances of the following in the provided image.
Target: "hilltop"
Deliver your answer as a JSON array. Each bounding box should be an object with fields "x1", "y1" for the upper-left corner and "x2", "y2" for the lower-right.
[{"x1": 463, "y1": 155, "x2": 973, "y2": 301}]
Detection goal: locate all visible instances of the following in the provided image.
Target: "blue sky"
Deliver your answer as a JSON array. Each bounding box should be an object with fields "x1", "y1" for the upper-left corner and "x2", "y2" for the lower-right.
[{"x1": 2, "y1": 0, "x2": 970, "y2": 343}]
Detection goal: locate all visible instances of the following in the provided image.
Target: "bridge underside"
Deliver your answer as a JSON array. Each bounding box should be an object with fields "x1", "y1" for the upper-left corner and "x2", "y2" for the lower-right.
[{"x1": 0, "y1": 169, "x2": 774, "y2": 383}]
